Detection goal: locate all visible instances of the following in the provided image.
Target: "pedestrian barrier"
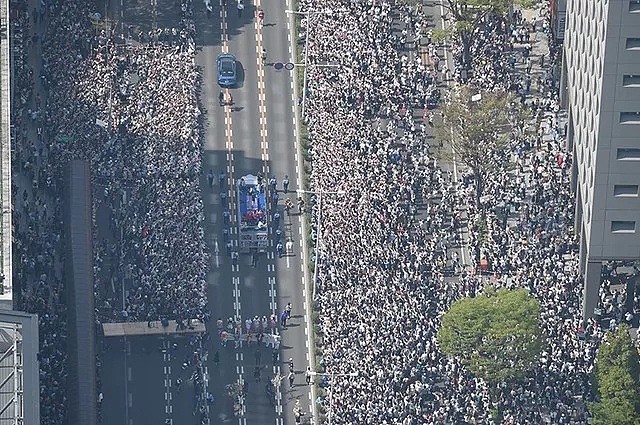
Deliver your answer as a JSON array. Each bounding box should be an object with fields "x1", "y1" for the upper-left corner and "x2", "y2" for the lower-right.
[
  {"x1": 217, "y1": 330, "x2": 281, "y2": 349},
  {"x1": 102, "y1": 319, "x2": 206, "y2": 337}
]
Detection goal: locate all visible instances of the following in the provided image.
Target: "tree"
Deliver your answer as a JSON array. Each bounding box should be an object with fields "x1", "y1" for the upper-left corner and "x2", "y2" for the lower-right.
[
  {"x1": 435, "y1": 85, "x2": 521, "y2": 205},
  {"x1": 590, "y1": 397, "x2": 640, "y2": 425},
  {"x1": 589, "y1": 325, "x2": 640, "y2": 425},
  {"x1": 437, "y1": 287, "x2": 543, "y2": 384},
  {"x1": 440, "y1": 0, "x2": 536, "y2": 66}
]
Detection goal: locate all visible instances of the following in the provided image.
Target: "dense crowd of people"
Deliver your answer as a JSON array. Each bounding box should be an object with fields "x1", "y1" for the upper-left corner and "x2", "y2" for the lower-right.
[
  {"x1": 8, "y1": 0, "x2": 637, "y2": 423},
  {"x1": 301, "y1": 0, "x2": 635, "y2": 424},
  {"x1": 11, "y1": 1, "x2": 69, "y2": 423},
  {"x1": 11, "y1": 0, "x2": 208, "y2": 422},
  {"x1": 38, "y1": 0, "x2": 208, "y2": 325}
]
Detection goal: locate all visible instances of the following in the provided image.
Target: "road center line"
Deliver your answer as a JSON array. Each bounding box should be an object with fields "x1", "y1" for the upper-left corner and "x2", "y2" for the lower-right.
[{"x1": 254, "y1": 0, "x2": 270, "y2": 176}]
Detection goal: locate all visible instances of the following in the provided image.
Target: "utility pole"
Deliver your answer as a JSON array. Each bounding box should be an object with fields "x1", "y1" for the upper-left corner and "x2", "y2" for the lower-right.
[
  {"x1": 295, "y1": 189, "x2": 344, "y2": 300},
  {"x1": 151, "y1": 0, "x2": 158, "y2": 43},
  {"x1": 285, "y1": 9, "x2": 348, "y2": 117},
  {"x1": 308, "y1": 370, "x2": 358, "y2": 425}
]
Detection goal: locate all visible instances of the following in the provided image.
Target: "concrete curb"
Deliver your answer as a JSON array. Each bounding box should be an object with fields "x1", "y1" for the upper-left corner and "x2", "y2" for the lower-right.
[{"x1": 285, "y1": 1, "x2": 319, "y2": 423}]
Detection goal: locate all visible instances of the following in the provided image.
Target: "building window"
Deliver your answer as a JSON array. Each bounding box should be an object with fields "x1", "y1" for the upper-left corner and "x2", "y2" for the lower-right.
[
  {"x1": 611, "y1": 221, "x2": 636, "y2": 233},
  {"x1": 619, "y1": 112, "x2": 640, "y2": 124},
  {"x1": 623, "y1": 75, "x2": 640, "y2": 87},
  {"x1": 626, "y1": 38, "x2": 640, "y2": 49},
  {"x1": 613, "y1": 184, "x2": 639, "y2": 197},
  {"x1": 630, "y1": 0, "x2": 640, "y2": 12},
  {"x1": 616, "y1": 148, "x2": 640, "y2": 160}
]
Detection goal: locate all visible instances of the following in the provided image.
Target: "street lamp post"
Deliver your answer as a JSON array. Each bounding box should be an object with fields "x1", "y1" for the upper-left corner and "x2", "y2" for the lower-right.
[
  {"x1": 301, "y1": 11, "x2": 311, "y2": 117},
  {"x1": 308, "y1": 370, "x2": 358, "y2": 425},
  {"x1": 285, "y1": 9, "x2": 348, "y2": 117},
  {"x1": 293, "y1": 63, "x2": 344, "y2": 68},
  {"x1": 291, "y1": 187, "x2": 344, "y2": 425},
  {"x1": 296, "y1": 189, "x2": 344, "y2": 300}
]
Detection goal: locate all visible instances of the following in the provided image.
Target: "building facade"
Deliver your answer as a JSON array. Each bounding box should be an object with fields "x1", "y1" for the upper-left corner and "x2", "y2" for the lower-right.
[
  {"x1": 562, "y1": 0, "x2": 640, "y2": 319},
  {"x1": 0, "y1": 0, "x2": 12, "y2": 310},
  {"x1": 0, "y1": 310, "x2": 40, "y2": 425}
]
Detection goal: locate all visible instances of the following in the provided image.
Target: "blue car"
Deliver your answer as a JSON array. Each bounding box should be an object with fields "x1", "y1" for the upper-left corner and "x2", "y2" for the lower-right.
[{"x1": 217, "y1": 53, "x2": 237, "y2": 87}]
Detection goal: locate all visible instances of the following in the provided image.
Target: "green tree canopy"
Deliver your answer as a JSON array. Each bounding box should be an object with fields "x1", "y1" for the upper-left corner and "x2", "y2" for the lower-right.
[
  {"x1": 589, "y1": 324, "x2": 640, "y2": 425},
  {"x1": 437, "y1": 287, "x2": 543, "y2": 384},
  {"x1": 590, "y1": 396, "x2": 640, "y2": 425},
  {"x1": 440, "y1": 0, "x2": 537, "y2": 66},
  {"x1": 435, "y1": 85, "x2": 521, "y2": 204}
]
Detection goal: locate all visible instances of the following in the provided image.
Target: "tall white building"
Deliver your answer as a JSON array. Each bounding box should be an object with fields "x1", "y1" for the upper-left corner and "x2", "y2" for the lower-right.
[{"x1": 562, "y1": 0, "x2": 640, "y2": 320}]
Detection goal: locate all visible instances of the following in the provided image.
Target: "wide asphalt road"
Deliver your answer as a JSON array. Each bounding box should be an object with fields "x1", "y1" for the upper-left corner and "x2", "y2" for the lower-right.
[
  {"x1": 197, "y1": 0, "x2": 312, "y2": 424},
  {"x1": 100, "y1": 0, "x2": 313, "y2": 424}
]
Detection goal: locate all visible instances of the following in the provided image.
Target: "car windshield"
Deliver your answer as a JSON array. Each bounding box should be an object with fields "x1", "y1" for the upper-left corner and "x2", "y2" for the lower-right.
[{"x1": 221, "y1": 60, "x2": 234, "y2": 76}]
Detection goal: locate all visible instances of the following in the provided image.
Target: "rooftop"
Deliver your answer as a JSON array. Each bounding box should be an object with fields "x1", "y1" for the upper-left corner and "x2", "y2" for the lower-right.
[{"x1": 0, "y1": 310, "x2": 39, "y2": 425}]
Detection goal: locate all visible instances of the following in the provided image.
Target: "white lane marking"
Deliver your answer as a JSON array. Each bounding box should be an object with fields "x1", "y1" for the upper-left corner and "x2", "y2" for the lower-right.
[
  {"x1": 269, "y1": 276, "x2": 277, "y2": 316},
  {"x1": 214, "y1": 239, "x2": 220, "y2": 268},
  {"x1": 233, "y1": 276, "x2": 241, "y2": 318}
]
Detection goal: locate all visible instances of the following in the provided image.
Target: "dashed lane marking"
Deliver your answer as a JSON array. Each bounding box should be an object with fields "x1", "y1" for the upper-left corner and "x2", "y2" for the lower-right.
[{"x1": 254, "y1": 0, "x2": 270, "y2": 176}]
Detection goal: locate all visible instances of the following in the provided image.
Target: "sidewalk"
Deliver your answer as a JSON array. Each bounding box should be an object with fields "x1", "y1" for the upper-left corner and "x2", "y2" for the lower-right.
[
  {"x1": 14, "y1": 0, "x2": 64, "y2": 300},
  {"x1": 514, "y1": 6, "x2": 568, "y2": 161},
  {"x1": 9, "y1": 1, "x2": 69, "y2": 423},
  {"x1": 429, "y1": 4, "x2": 569, "y2": 273},
  {"x1": 514, "y1": 7, "x2": 552, "y2": 98}
]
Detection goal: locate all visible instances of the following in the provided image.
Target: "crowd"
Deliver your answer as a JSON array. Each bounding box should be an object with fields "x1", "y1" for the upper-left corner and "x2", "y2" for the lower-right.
[
  {"x1": 8, "y1": 0, "x2": 636, "y2": 423},
  {"x1": 11, "y1": 0, "x2": 208, "y2": 422},
  {"x1": 36, "y1": 0, "x2": 208, "y2": 324},
  {"x1": 11, "y1": 1, "x2": 69, "y2": 423},
  {"x1": 301, "y1": 0, "x2": 633, "y2": 423},
  {"x1": 598, "y1": 261, "x2": 640, "y2": 330}
]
